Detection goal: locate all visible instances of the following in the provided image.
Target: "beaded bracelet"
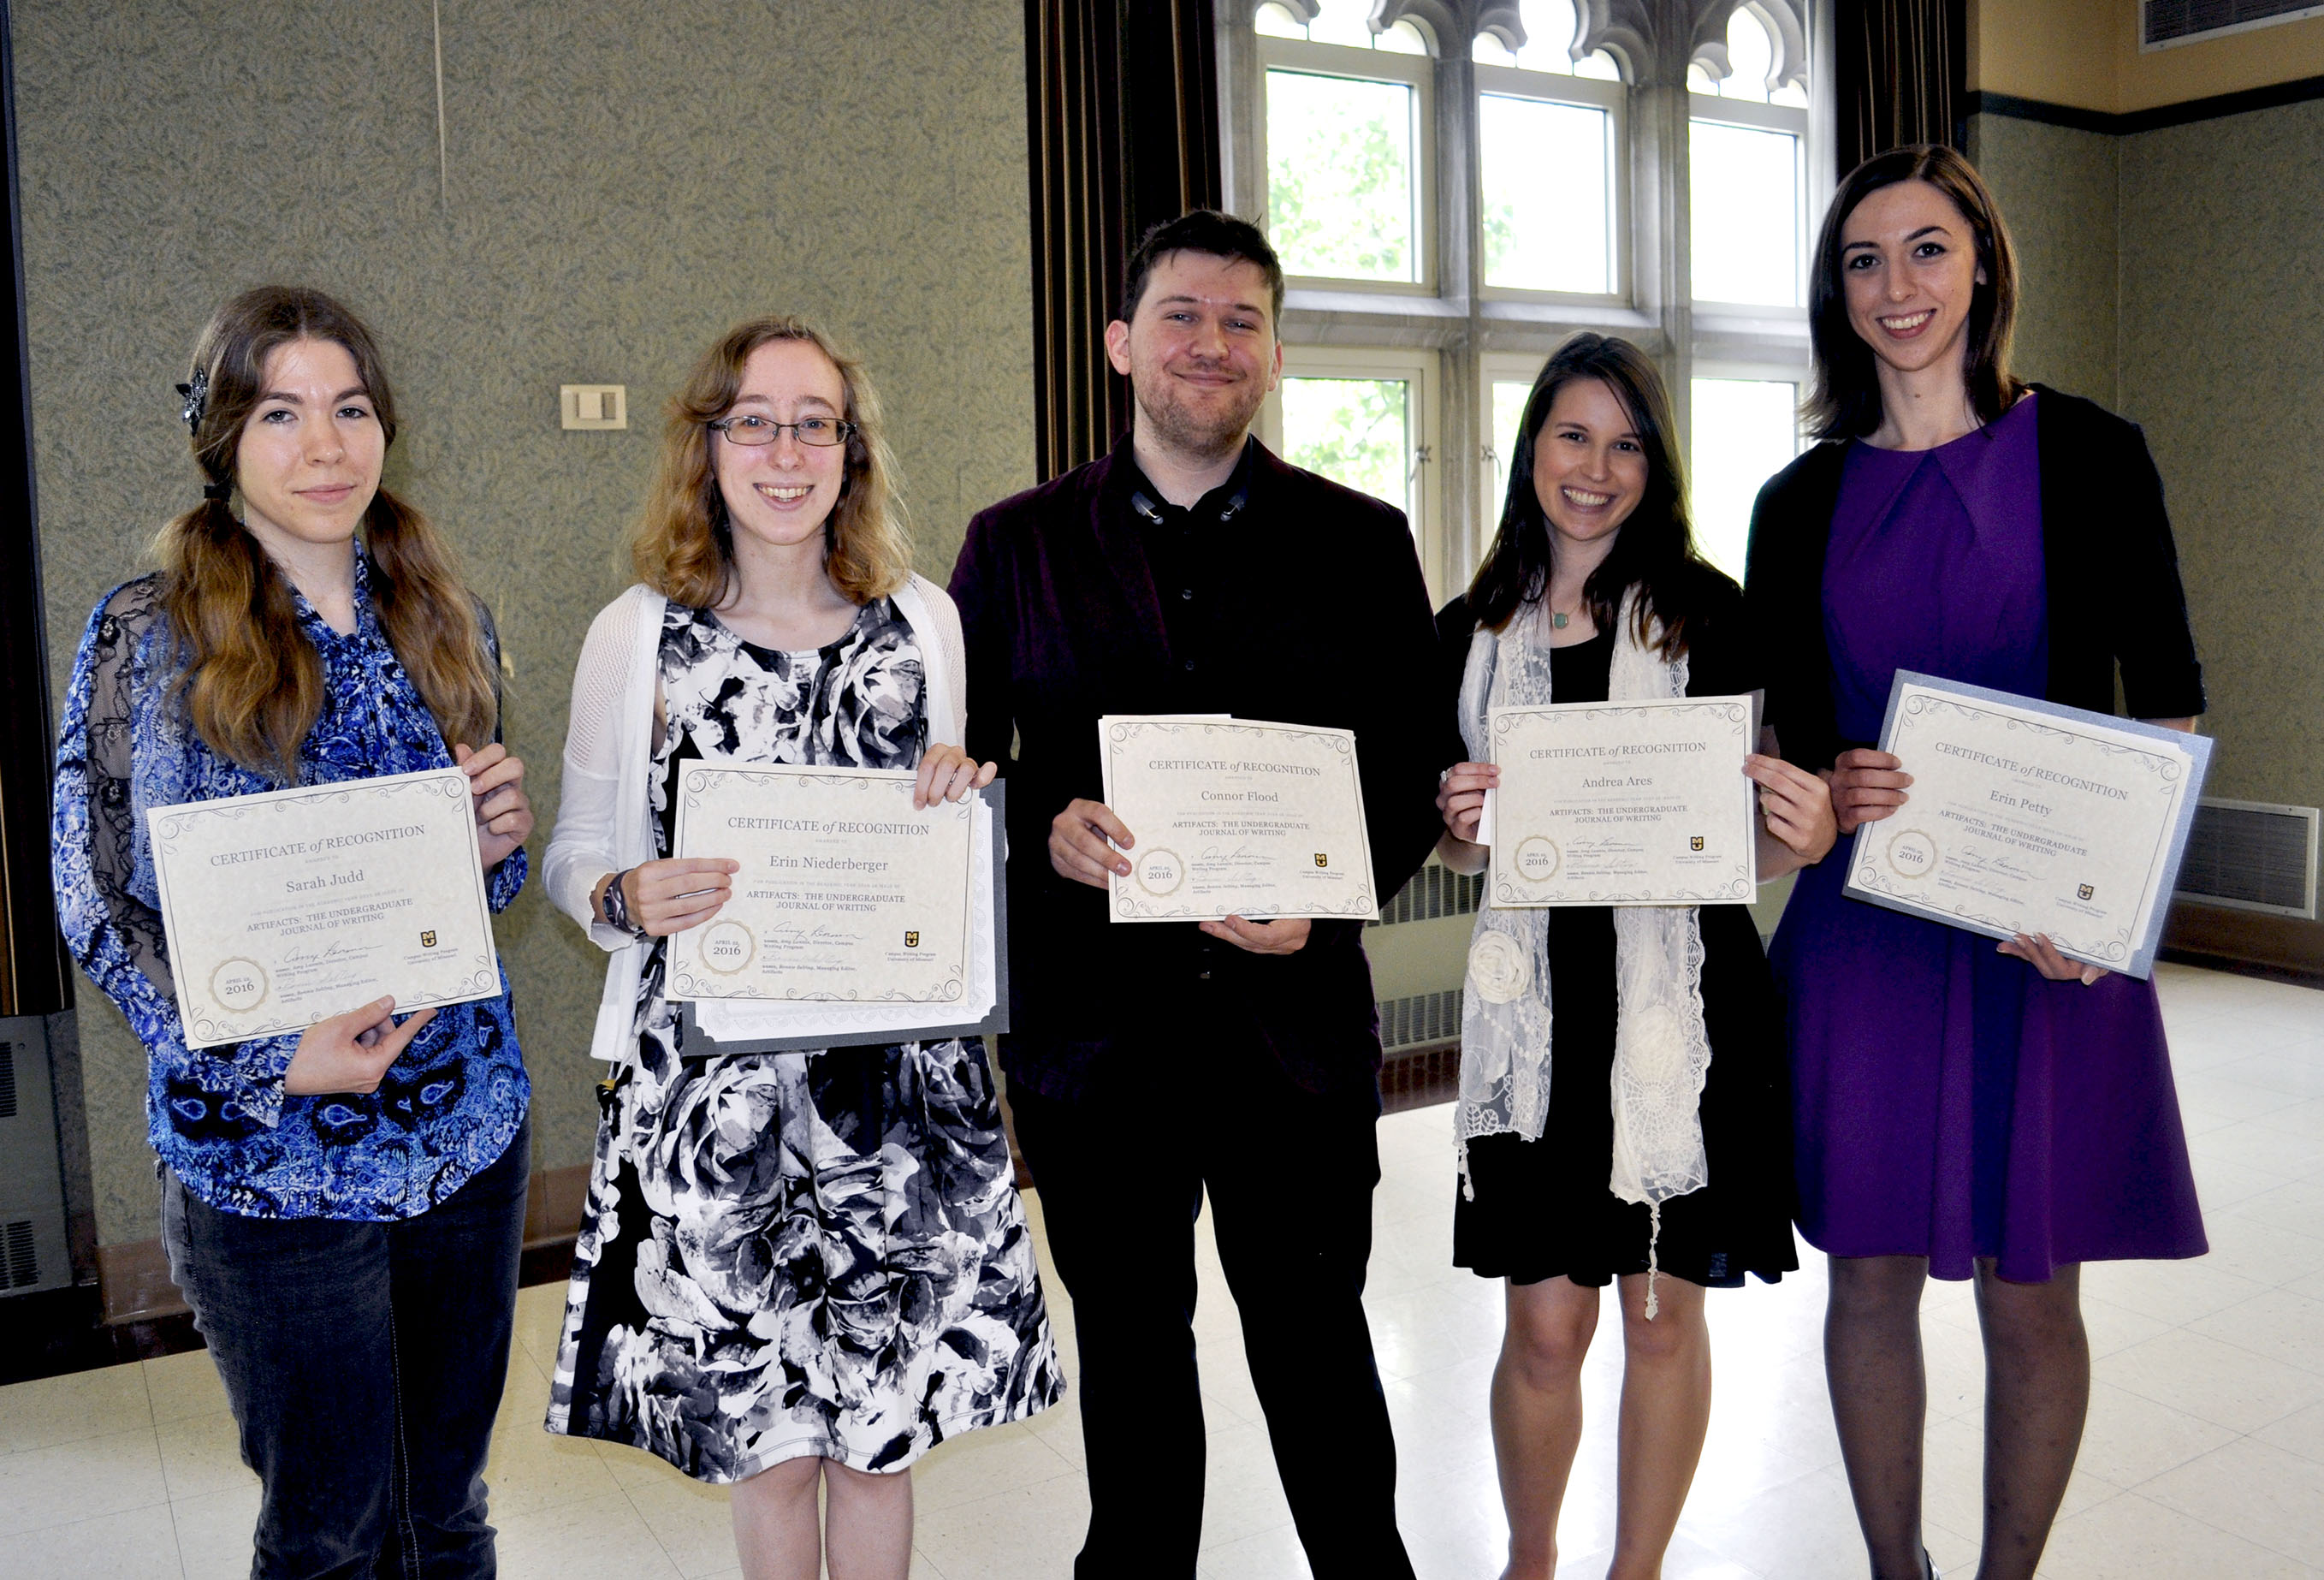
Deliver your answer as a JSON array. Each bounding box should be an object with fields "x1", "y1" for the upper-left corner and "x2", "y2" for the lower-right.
[{"x1": 600, "y1": 867, "x2": 649, "y2": 938}]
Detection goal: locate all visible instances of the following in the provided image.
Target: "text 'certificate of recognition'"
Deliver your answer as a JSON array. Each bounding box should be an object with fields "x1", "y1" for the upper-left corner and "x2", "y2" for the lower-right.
[
  {"x1": 1100, "y1": 716, "x2": 1377, "y2": 922},
  {"x1": 1841, "y1": 671, "x2": 2212, "y2": 978},
  {"x1": 666, "y1": 763, "x2": 975, "y2": 1005},
  {"x1": 145, "y1": 767, "x2": 500, "y2": 1049},
  {"x1": 1488, "y1": 696, "x2": 1758, "y2": 906}
]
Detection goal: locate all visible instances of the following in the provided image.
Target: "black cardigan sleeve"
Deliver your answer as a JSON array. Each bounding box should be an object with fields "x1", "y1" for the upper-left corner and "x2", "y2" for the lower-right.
[
  {"x1": 1742, "y1": 443, "x2": 1848, "y2": 771},
  {"x1": 2065, "y1": 400, "x2": 2205, "y2": 720},
  {"x1": 2033, "y1": 388, "x2": 2205, "y2": 721}
]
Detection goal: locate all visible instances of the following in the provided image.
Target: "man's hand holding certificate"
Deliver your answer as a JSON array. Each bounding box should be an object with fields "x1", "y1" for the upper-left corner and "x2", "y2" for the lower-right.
[
  {"x1": 1097, "y1": 716, "x2": 1378, "y2": 922},
  {"x1": 146, "y1": 767, "x2": 501, "y2": 1049},
  {"x1": 1486, "y1": 697, "x2": 1758, "y2": 906},
  {"x1": 1841, "y1": 672, "x2": 2212, "y2": 978}
]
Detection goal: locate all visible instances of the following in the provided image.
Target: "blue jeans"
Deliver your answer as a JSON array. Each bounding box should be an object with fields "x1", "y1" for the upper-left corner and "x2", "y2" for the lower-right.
[{"x1": 161, "y1": 1120, "x2": 531, "y2": 1580}]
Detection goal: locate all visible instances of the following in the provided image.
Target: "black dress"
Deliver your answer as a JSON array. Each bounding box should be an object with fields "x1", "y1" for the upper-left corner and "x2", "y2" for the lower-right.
[{"x1": 1438, "y1": 579, "x2": 1799, "y2": 1288}]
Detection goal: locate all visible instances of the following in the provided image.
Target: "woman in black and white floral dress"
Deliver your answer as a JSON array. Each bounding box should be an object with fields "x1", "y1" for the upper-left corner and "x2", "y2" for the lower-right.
[{"x1": 542, "y1": 316, "x2": 1059, "y2": 1580}]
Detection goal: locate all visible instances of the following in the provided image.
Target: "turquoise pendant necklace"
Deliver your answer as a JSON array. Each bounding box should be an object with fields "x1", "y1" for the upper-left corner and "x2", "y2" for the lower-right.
[{"x1": 1550, "y1": 611, "x2": 1570, "y2": 629}]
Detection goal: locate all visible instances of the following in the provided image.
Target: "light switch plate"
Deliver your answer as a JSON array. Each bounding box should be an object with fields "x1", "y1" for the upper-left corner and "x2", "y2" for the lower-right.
[{"x1": 561, "y1": 384, "x2": 627, "y2": 431}]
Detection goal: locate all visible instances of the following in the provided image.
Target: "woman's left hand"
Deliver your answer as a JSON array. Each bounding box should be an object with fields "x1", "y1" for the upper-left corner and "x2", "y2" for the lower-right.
[
  {"x1": 1746, "y1": 753, "x2": 1838, "y2": 863},
  {"x1": 455, "y1": 742, "x2": 533, "y2": 870},
  {"x1": 915, "y1": 743, "x2": 999, "y2": 810},
  {"x1": 1999, "y1": 931, "x2": 2108, "y2": 985}
]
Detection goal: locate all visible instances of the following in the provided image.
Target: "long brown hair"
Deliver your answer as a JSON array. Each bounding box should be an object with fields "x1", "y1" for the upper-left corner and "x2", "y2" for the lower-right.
[
  {"x1": 1805, "y1": 144, "x2": 2023, "y2": 441},
  {"x1": 1466, "y1": 334, "x2": 1706, "y2": 657},
  {"x1": 631, "y1": 315, "x2": 912, "y2": 609},
  {"x1": 153, "y1": 287, "x2": 498, "y2": 782}
]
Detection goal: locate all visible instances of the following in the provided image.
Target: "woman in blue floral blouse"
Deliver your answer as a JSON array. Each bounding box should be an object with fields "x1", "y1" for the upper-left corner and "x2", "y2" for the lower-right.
[{"x1": 52, "y1": 286, "x2": 535, "y2": 1580}]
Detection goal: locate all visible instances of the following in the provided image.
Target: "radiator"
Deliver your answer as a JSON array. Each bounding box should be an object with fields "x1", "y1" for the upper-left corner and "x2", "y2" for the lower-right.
[
  {"x1": 2174, "y1": 799, "x2": 2320, "y2": 920},
  {"x1": 1368, "y1": 861, "x2": 1477, "y2": 1052},
  {"x1": 0, "y1": 1019, "x2": 71, "y2": 1296}
]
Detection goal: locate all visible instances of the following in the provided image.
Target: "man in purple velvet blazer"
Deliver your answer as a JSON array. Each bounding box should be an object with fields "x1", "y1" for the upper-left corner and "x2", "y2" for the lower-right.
[{"x1": 949, "y1": 211, "x2": 1440, "y2": 1578}]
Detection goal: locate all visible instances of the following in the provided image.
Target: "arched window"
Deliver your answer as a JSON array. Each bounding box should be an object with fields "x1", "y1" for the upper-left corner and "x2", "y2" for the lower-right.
[
  {"x1": 1250, "y1": 5, "x2": 1443, "y2": 564},
  {"x1": 1227, "y1": 0, "x2": 1822, "y2": 597},
  {"x1": 1687, "y1": 3, "x2": 1813, "y2": 574},
  {"x1": 1255, "y1": 4, "x2": 1434, "y2": 288},
  {"x1": 1257, "y1": 3, "x2": 1429, "y2": 55},
  {"x1": 1473, "y1": 0, "x2": 1625, "y2": 299},
  {"x1": 1688, "y1": 4, "x2": 1810, "y2": 106},
  {"x1": 1469, "y1": 0, "x2": 1618, "y2": 80}
]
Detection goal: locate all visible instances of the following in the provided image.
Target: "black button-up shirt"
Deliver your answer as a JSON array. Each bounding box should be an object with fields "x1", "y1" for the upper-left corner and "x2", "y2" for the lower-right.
[
  {"x1": 949, "y1": 436, "x2": 1444, "y2": 1103},
  {"x1": 1123, "y1": 440, "x2": 1255, "y2": 714}
]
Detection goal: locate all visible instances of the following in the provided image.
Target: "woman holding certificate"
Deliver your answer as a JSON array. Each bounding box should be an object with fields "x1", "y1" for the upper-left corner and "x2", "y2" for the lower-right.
[
  {"x1": 1433, "y1": 334, "x2": 1837, "y2": 1580},
  {"x1": 51, "y1": 287, "x2": 535, "y2": 1576},
  {"x1": 1746, "y1": 146, "x2": 2207, "y2": 1580},
  {"x1": 541, "y1": 316, "x2": 1059, "y2": 1580}
]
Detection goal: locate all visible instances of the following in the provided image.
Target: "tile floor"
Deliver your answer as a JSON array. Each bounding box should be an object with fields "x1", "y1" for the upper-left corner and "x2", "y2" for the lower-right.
[{"x1": 4, "y1": 961, "x2": 2322, "y2": 1578}]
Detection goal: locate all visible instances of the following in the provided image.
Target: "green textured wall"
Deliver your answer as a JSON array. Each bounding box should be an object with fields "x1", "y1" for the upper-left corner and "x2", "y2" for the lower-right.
[
  {"x1": 16, "y1": 2, "x2": 1033, "y2": 1244},
  {"x1": 1971, "y1": 97, "x2": 2324, "y2": 823},
  {"x1": 1968, "y1": 113, "x2": 2119, "y2": 407},
  {"x1": 2118, "y1": 99, "x2": 2324, "y2": 810}
]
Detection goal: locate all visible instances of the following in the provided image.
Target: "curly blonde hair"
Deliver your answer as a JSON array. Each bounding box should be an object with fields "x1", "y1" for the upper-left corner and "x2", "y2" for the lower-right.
[{"x1": 632, "y1": 316, "x2": 912, "y2": 609}]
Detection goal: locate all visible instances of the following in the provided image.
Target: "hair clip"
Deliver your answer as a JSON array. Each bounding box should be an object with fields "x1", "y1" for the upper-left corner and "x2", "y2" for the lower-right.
[
  {"x1": 202, "y1": 481, "x2": 233, "y2": 501},
  {"x1": 175, "y1": 369, "x2": 209, "y2": 432}
]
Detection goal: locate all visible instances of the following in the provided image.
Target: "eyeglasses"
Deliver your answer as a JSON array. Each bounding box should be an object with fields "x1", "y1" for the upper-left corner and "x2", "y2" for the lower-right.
[{"x1": 707, "y1": 413, "x2": 856, "y2": 447}]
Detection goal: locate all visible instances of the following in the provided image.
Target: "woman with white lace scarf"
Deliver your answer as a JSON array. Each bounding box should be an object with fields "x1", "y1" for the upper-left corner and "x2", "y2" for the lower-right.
[{"x1": 1432, "y1": 335, "x2": 1836, "y2": 1580}]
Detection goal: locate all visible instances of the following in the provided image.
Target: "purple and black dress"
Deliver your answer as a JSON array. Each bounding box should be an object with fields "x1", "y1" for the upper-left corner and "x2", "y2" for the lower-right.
[{"x1": 1770, "y1": 393, "x2": 2208, "y2": 1282}]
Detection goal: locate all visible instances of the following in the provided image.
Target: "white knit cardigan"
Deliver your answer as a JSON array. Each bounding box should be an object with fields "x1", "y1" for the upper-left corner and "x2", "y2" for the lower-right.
[{"x1": 542, "y1": 576, "x2": 969, "y2": 1064}]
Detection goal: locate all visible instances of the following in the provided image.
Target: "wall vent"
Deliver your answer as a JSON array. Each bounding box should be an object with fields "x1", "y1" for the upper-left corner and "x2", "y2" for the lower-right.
[
  {"x1": 3, "y1": 1221, "x2": 37, "y2": 1290},
  {"x1": 1372, "y1": 862, "x2": 1484, "y2": 928},
  {"x1": 0, "y1": 1019, "x2": 70, "y2": 1297},
  {"x1": 2143, "y1": 0, "x2": 2324, "y2": 49},
  {"x1": 2174, "y1": 798, "x2": 2319, "y2": 918},
  {"x1": 1379, "y1": 987, "x2": 1464, "y2": 1051}
]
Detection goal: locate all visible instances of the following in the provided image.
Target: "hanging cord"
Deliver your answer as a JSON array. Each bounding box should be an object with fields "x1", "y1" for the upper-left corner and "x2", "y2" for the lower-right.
[
  {"x1": 1643, "y1": 1202, "x2": 1663, "y2": 1321},
  {"x1": 433, "y1": 0, "x2": 449, "y2": 206}
]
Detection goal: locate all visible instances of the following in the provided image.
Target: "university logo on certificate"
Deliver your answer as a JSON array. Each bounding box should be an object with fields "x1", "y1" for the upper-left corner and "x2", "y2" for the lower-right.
[
  {"x1": 145, "y1": 767, "x2": 501, "y2": 1048},
  {"x1": 1841, "y1": 671, "x2": 2213, "y2": 978}
]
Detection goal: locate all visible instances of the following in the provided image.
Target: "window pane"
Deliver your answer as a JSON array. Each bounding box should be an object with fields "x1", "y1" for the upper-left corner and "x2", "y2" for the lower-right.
[
  {"x1": 1720, "y1": 5, "x2": 1774, "y2": 101},
  {"x1": 1267, "y1": 71, "x2": 1418, "y2": 282},
  {"x1": 1480, "y1": 95, "x2": 1610, "y2": 294},
  {"x1": 1472, "y1": 1, "x2": 1618, "y2": 77},
  {"x1": 1515, "y1": 0, "x2": 1576, "y2": 72},
  {"x1": 1690, "y1": 119, "x2": 1799, "y2": 305},
  {"x1": 1282, "y1": 377, "x2": 1414, "y2": 523},
  {"x1": 1689, "y1": 378, "x2": 1799, "y2": 581},
  {"x1": 1471, "y1": 30, "x2": 1518, "y2": 66},
  {"x1": 1304, "y1": 3, "x2": 1376, "y2": 48},
  {"x1": 1254, "y1": 3, "x2": 1305, "y2": 39},
  {"x1": 1372, "y1": 19, "x2": 1429, "y2": 55},
  {"x1": 1489, "y1": 378, "x2": 1533, "y2": 526}
]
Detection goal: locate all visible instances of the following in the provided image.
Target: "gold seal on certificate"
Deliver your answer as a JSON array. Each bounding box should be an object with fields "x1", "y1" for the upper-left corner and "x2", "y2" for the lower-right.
[
  {"x1": 145, "y1": 767, "x2": 501, "y2": 1049},
  {"x1": 1841, "y1": 672, "x2": 2213, "y2": 977},
  {"x1": 665, "y1": 763, "x2": 976, "y2": 1003},
  {"x1": 1487, "y1": 697, "x2": 1758, "y2": 906},
  {"x1": 1098, "y1": 716, "x2": 1377, "y2": 921}
]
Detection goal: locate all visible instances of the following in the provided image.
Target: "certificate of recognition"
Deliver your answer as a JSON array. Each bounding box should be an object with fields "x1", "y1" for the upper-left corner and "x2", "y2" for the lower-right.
[
  {"x1": 1841, "y1": 671, "x2": 2213, "y2": 977},
  {"x1": 1099, "y1": 716, "x2": 1377, "y2": 922},
  {"x1": 145, "y1": 767, "x2": 500, "y2": 1049},
  {"x1": 1486, "y1": 696, "x2": 1758, "y2": 906},
  {"x1": 666, "y1": 763, "x2": 976, "y2": 1005}
]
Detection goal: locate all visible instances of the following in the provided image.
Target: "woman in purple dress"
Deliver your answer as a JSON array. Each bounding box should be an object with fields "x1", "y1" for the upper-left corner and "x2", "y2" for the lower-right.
[{"x1": 1746, "y1": 146, "x2": 2207, "y2": 1580}]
